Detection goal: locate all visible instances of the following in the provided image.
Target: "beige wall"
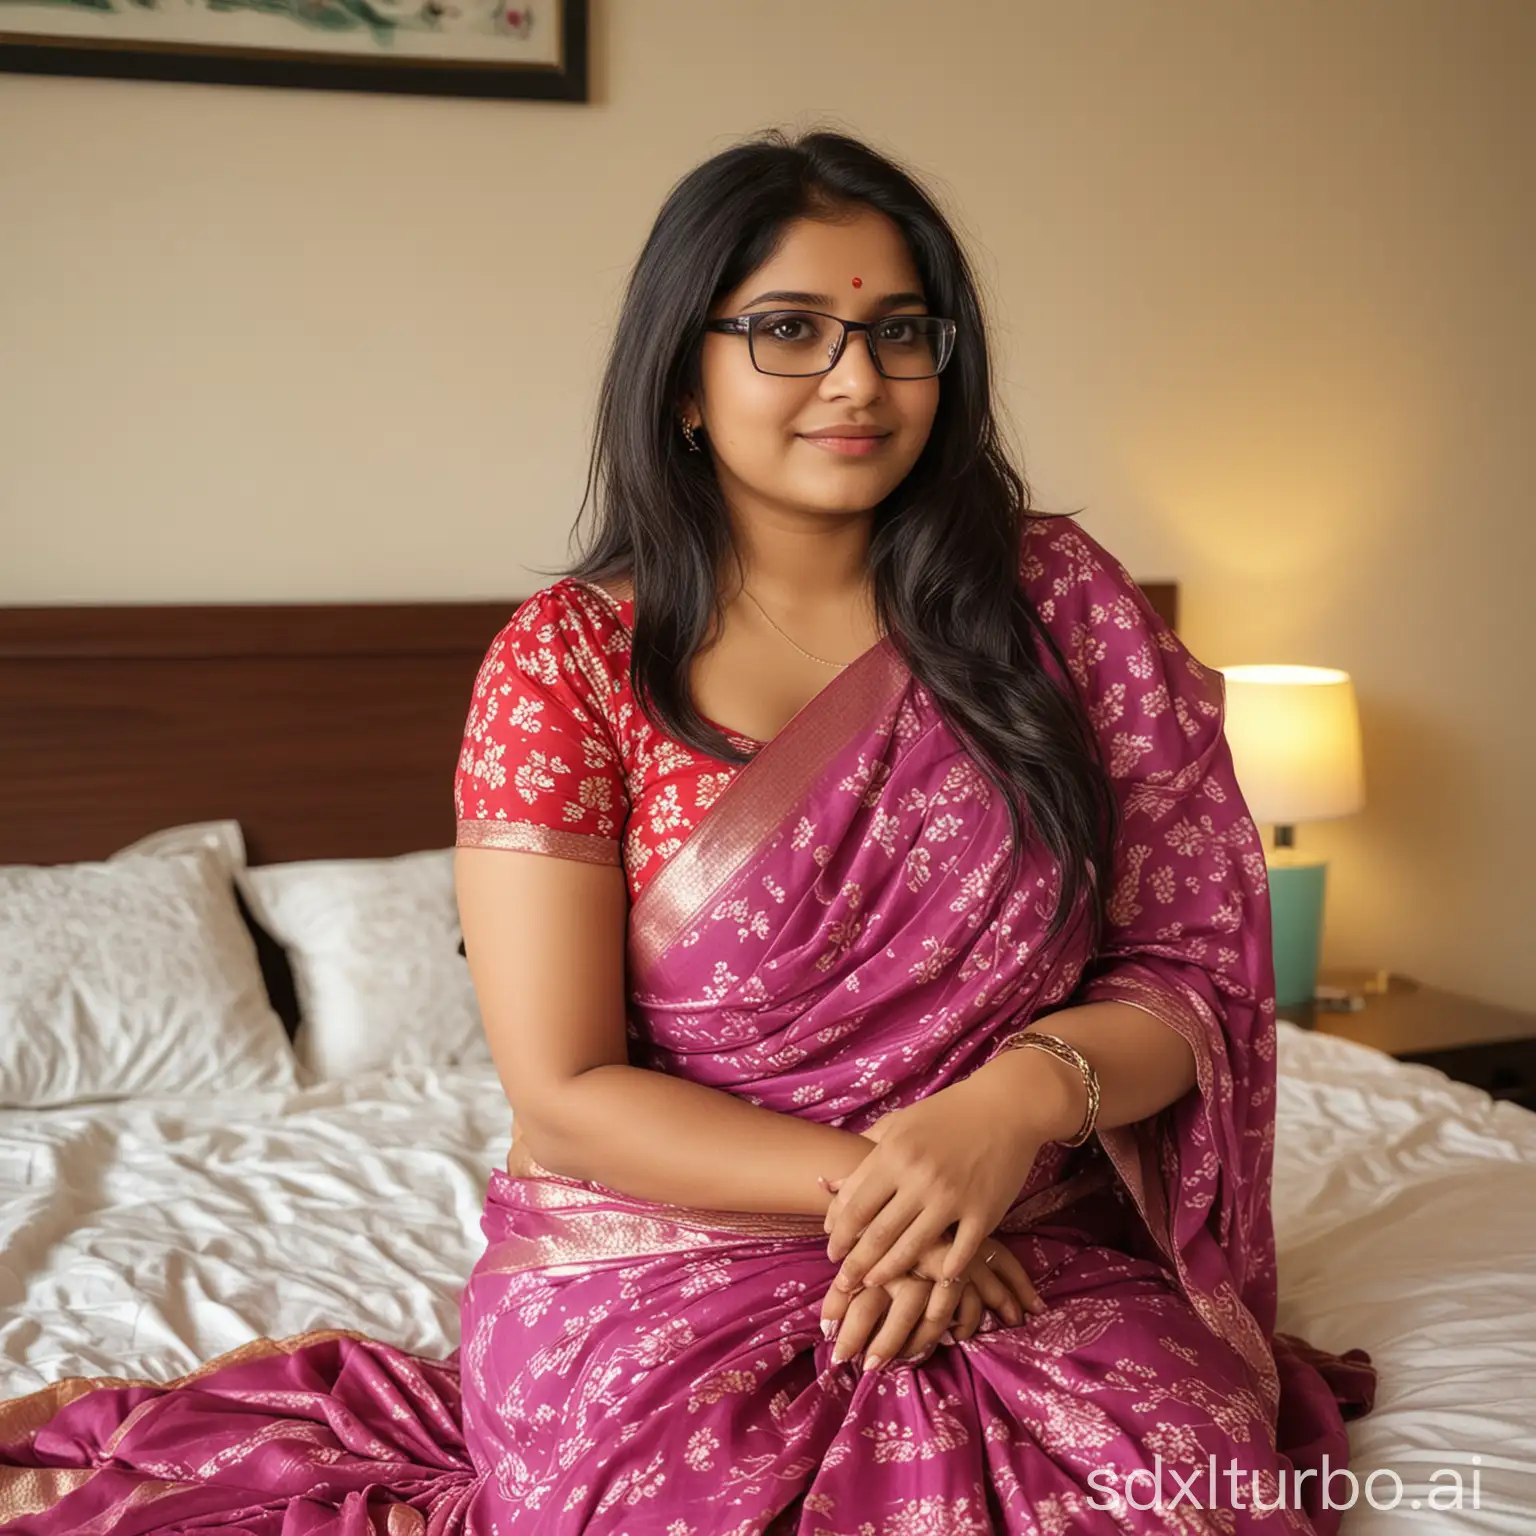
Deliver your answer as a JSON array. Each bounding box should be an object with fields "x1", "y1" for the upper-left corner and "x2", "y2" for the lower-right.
[{"x1": 2, "y1": 1, "x2": 1531, "y2": 1009}]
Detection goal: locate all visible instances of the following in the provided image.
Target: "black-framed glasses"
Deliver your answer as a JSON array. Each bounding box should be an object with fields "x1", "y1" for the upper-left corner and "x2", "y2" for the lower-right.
[{"x1": 704, "y1": 308, "x2": 957, "y2": 379}]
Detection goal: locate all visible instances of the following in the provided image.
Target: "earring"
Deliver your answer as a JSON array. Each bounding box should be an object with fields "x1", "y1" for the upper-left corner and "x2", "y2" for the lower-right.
[{"x1": 681, "y1": 417, "x2": 702, "y2": 453}]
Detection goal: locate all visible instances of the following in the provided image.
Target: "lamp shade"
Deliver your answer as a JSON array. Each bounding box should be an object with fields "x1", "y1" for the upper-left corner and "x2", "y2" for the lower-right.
[{"x1": 1218, "y1": 665, "x2": 1365, "y2": 826}]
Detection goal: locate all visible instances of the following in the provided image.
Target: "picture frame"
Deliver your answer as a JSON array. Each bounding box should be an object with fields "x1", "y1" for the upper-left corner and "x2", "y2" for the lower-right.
[{"x1": 0, "y1": 0, "x2": 587, "y2": 101}]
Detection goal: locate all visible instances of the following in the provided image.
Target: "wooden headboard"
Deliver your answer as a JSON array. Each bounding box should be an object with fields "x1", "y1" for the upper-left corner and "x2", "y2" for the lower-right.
[
  {"x1": 0, "y1": 602, "x2": 511, "y2": 867},
  {"x1": 0, "y1": 583, "x2": 1177, "y2": 868}
]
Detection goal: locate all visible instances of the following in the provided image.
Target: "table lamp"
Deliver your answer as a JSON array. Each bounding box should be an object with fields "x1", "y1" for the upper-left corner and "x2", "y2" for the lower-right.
[{"x1": 1217, "y1": 665, "x2": 1366, "y2": 1008}]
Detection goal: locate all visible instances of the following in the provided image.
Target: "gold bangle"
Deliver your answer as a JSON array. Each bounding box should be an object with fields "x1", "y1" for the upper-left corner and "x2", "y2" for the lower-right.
[{"x1": 1000, "y1": 1029, "x2": 1100, "y2": 1148}]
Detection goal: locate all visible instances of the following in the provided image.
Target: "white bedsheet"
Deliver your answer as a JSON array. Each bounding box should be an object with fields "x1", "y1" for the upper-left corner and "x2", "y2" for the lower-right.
[
  {"x1": 0, "y1": 1066, "x2": 513, "y2": 1391},
  {"x1": 1, "y1": 1022, "x2": 1533, "y2": 1532}
]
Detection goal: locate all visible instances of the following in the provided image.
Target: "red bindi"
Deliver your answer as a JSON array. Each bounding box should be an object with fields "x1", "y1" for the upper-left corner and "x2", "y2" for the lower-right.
[{"x1": 850, "y1": 276, "x2": 863, "y2": 288}]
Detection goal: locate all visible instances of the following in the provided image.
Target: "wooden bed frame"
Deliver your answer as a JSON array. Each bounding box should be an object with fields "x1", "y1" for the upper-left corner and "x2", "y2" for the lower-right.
[{"x1": 0, "y1": 584, "x2": 1177, "y2": 869}]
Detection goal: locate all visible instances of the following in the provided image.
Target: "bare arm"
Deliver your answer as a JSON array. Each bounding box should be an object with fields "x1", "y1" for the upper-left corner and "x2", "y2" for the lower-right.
[
  {"x1": 954, "y1": 999, "x2": 1199, "y2": 1141},
  {"x1": 455, "y1": 846, "x2": 874, "y2": 1217}
]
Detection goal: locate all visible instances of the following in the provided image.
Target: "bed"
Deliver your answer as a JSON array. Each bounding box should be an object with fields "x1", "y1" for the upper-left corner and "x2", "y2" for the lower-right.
[{"x1": 2, "y1": 594, "x2": 1533, "y2": 1535}]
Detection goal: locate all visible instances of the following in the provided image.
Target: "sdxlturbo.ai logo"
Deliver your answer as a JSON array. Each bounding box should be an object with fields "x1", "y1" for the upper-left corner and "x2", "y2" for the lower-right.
[{"x1": 1086, "y1": 1455, "x2": 1483, "y2": 1514}]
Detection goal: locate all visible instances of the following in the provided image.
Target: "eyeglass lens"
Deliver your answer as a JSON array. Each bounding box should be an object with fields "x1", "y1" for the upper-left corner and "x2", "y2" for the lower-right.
[{"x1": 748, "y1": 311, "x2": 952, "y2": 378}]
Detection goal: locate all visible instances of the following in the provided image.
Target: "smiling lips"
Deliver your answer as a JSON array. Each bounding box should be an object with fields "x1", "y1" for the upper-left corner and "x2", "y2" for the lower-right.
[{"x1": 799, "y1": 425, "x2": 891, "y2": 457}]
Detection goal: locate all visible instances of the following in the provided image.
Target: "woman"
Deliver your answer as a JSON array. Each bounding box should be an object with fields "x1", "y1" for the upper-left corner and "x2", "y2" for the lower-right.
[
  {"x1": 0, "y1": 127, "x2": 1374, "y2": 1534},
  {"x1": 449, "y1": 126, "x2": 1376, "y2": 1531}
]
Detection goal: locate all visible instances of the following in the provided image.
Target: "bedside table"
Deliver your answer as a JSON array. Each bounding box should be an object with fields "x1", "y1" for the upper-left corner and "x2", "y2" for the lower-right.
[{"x1": 1277, "y1": 969, "x2": 1536, "y2": 1112}]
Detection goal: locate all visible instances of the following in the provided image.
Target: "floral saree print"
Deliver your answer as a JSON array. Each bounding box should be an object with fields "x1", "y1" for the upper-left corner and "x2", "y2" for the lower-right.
[{"x1": 0, "y1": 517, "x2": 1375, "y2": 1534}]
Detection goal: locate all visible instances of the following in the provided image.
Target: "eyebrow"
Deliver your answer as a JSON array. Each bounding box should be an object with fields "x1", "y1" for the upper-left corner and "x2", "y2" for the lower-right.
[{"x1": 737, "y1": 288, "x2": 929, "y2": 311}]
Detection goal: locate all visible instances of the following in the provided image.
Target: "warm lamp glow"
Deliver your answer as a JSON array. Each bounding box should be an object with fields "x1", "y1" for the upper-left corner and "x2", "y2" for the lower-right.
[{"x1": 1218, "y1": 665, "x2": 1365, "y2": 826}]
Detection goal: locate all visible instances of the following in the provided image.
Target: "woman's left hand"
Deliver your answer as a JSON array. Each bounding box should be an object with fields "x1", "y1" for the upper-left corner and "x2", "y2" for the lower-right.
[{"x1": 820, "y1": 1081, "x2": 1049, "y2": 1291}]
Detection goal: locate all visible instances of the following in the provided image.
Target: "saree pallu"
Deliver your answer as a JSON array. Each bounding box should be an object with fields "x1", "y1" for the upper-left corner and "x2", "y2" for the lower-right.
[{"x1": 0, "y1": 520, "x2": 1376, "y2": 1534}]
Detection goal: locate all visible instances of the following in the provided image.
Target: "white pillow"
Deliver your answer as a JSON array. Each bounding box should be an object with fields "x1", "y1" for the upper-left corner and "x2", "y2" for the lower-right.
[
  {"x1": 0, "y1": 843, "x2": 298, "y2": 1108},
  {"x1": 242, "y1": 848, "x2": 487, "y2": 1083},
  {"x1": 113, "y1": 819, "x2": 249, "y2": 878}
]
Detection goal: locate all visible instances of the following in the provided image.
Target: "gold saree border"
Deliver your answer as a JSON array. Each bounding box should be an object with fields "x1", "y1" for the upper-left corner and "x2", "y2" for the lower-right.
[
  {"x1": 1087, "y1": 972, "x2": 1283, "y2": 1424},
  {"x1": 2, "y1": 1473, "x2": 190, "y2": 1533},
  {"x1": 0, "y1": 1466, "x2": 100, "y2": 1524},
  {"x1": 456, "y1": 819, "x2": 620, "y2": 865},
  {"x1": 626, "y1": 636, "x2": 910, "y2": 987},
  {"x1": 515, "y1": 1155, "x2": 829, "y2": 1237},
  {"x1": 0, "y1": 1328, "x2": 373, "y2": 1448},
  {"x1": 0, "y1": 1329, "x2": 376, "y2": 1523},
  {"x1": 479, "y1": 1157, "x2": 1116, "y2": 1278}
]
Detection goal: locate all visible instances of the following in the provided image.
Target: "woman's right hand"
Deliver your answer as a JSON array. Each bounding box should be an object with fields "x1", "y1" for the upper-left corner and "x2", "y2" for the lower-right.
[{"x1": 820, "y1": 1232, "x2": 1043, "y2": 1371}]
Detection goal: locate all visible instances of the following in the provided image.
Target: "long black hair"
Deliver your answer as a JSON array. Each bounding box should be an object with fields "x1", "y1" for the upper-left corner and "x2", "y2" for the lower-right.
[{"x1": 537, "y1": 125, "x2": 1118, "y2": 957}]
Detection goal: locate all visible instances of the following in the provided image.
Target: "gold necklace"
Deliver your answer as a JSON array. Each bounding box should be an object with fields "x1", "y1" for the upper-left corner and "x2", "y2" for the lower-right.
[{"x1": 739, "y1": 585, "x2": 874, "y2": 670}]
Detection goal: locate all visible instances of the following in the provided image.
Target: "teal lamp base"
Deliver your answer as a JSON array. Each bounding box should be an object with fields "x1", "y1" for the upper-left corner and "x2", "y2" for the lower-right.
[{"x1": 1267, "y1": 844, "x2": 1328, "y2": 1011}]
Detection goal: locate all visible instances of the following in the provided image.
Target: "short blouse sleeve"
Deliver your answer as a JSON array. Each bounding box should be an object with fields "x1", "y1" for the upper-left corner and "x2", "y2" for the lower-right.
[{"x1": 453, "y1": 585, "x2": 628, "y2": 868}]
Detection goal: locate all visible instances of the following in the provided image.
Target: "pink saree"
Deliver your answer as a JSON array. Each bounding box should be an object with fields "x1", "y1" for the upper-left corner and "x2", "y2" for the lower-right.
[{"x1": 0, "y1": 520, "x2": 1375, "y2": 1534}]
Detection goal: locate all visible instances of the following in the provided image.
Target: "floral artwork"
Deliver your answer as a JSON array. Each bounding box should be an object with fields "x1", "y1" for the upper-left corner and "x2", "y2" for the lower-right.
[{"x1": 0, "y1": 0, "x2": 586, "y2": 99}]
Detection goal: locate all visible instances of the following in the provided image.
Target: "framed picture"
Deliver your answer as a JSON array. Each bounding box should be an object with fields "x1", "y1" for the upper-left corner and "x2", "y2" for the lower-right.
[{"x1": 0, "y1": 0, "x2": 586, "y2": 100}]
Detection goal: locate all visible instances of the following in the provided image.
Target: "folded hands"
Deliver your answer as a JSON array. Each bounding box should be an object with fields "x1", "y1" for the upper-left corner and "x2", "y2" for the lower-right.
[{"x1": 816, "y1": 1074, "x2": 1054, "y2": 1369}]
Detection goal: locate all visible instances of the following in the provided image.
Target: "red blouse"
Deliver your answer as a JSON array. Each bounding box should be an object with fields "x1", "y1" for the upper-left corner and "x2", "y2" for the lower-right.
[
  {"x1": 452, "y1": 521, "x2": 1129, "y2": 906},
  {"x1": 453, "y1": 578, "x2": 766, "y2": 905}
]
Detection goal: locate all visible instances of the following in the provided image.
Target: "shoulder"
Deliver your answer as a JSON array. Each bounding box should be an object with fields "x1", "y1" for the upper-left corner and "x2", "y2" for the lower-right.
[
  {"x1": 456, "y1": 580, "x2": 630, "y2": 838},
  {"x1": 474, "y1": 578, "x2": 630, "y2": 704},
  {"x1": 1017, "y1": 514, "x2": 1143, "y2": 630},
  {"x1": 1017, "y1": 515, "x2": 1160, "y2": 690},
  {"x1": 1017, "y1": 514, "x2": 1224, "y2": 784},
  {"x1": 490, "y1": 576, "x2": 630, "y2": 650},
  {"x1": 578, "y1": 574, "x2": 634, "y2": 606},
  {"x1": 460, "y1": 580, "x2": 632, "y2": 783}
]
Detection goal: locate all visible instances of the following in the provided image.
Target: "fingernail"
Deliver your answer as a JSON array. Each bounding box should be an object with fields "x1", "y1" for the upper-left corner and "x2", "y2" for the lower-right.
[
  {"x1": 939, "y1": 1328, "x2": 955, "y2": 1345},
  {"x1": 862, "y1": 1353, "x2": 885, "y2": 1374},
  {"x1": 817, "y1": 1175, "x2": 833, "y2": 1189},
  {"x1": 820, "y1": 1319, "x2": 837, "y2": 1340},
  {"x1": 1002, "y1": 1303, "x2": 1023, "y2": 1326},
  {"x1": 1029, "y1": 1296, "x2": 1049, "y2": 1315}
]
